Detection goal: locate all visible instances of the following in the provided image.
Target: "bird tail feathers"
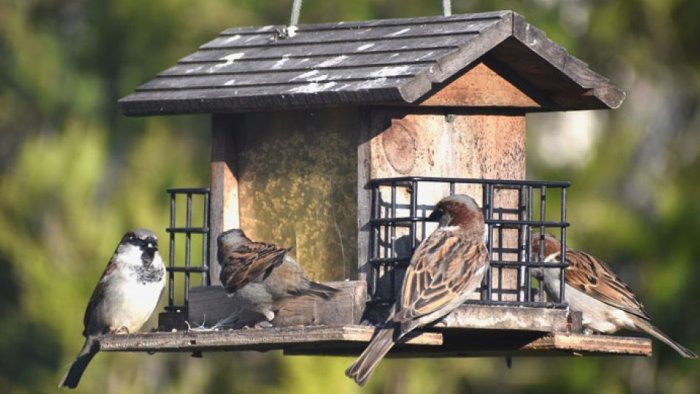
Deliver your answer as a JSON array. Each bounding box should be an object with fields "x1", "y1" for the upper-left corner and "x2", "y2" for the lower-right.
[
  {"x1": 303, "y1": 281, "x2": 340, "y2": 300},
  {"x1": 58, "y1": 336, "x2": 99, "y2": 389},
  {"x1": 345, "y1": 327, "x2": 396, "y2": 386},
  {"x1": 632, "y1": 316, "x2": 697, "y2": 358}
]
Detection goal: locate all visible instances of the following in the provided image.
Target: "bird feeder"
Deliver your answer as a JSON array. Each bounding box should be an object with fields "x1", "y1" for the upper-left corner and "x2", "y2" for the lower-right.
[{"x1": 103, "y1": 10, "x2": 652, "y2": 358}]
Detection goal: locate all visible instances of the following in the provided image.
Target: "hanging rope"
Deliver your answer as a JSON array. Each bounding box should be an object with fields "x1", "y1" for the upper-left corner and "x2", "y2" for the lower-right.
[
  {"x1": 442, "y1": 0, "x2": 452, "y2": 16},
  {"x1": 290, "y1": 0, "x2": 303, "y2": 26}
]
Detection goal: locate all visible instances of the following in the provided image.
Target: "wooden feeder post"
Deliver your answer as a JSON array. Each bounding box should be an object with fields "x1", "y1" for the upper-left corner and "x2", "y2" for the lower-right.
[{"x1": 114, "y1": 10, "x2": 652, "y2": 357}]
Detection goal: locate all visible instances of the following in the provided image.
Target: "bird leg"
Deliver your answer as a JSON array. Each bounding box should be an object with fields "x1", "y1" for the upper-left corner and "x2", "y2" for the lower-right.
[{"x1": 112, "y1": 326, "x2": 130, "y2": 335}]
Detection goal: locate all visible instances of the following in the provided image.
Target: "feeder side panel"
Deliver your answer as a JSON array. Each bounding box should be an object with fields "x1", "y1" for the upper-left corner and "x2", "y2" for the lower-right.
[
  {"x1": 210, "y1": 114, "x2": 241, "y2": 285},
  {"x1": 236, "y1": 108, "x2": 359, "y2": 282},
  {"x1": 360, "y1": 109, "x2": 525, "y2": 300}
]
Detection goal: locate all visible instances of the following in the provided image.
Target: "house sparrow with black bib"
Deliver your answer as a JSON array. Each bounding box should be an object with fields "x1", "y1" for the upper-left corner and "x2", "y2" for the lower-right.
[
  {"x1": 217, "y1": 229, "x2": 339, "y2": 325},
  {"x1": 59, "y1": 229, "x2": 166, "y2": 389},
  {"x1": 533, "y1": 233, "x2": 697, "y2": 358},
  {"x1": 346, "y1": 194, "x2": 489, "y2": 386}
]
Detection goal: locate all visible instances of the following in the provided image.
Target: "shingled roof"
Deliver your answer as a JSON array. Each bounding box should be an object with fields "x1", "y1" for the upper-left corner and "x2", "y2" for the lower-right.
[{"x1": 119, "y1": 10, "x2": 625, "y2": 116}]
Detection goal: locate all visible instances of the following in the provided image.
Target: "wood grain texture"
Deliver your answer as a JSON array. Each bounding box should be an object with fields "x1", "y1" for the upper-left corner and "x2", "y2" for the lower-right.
[
  {"x1": 119, "y1": 11, "x2": 624, "y2": 115},
  {"x1": 187, "y1": 281, "x2": 367, "y2": 328},
  {"x1": 210, "y1": 115, "x2": 240, "y2": 285},
  {"x1": 98, "y1": 324, "x2": 650, "y2": 358},
  {"x1": 419, "y1": 62, "x2": 541, "y2": 108},
  {"x1": 285, "y1": 331, "x2": 652, "y2": 358},
  {"x1": 97, "y1": 325, "x2": 443, "y2": 353},
  {"x1": 435, "y1": 305, "x2": 575, "y2": 332},
  {"x1": 360, "y1": 108, "x2": 525, "y2": 300}
]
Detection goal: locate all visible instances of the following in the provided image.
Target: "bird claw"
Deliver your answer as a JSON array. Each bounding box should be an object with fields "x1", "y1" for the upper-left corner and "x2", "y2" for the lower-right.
[
  {"x1": 112, "y1": 326, "x2": 130, "y2": 335},
  {"x1": 255, "y1": 321, "x2": 274, "y2": 329}
]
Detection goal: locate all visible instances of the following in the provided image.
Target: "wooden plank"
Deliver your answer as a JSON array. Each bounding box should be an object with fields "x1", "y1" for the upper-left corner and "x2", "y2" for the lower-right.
[
  {"x1": 97, "y1": 325, "x2": 443, "y2": 353},
  {"x1": 435, "y1": 305, "x2": 578, "y2": 332},
  {"x1": 188, "y1": 281, "x2": 367, "y2": 328},
  {"x1": 528, "y1": 333, "x2": 652, "y2": 355},
  {"x1": 218, "y1": 11, "x2": 510, "y2": 36},
  {"x1": 419, "y1": 62, "x2": 541, "y2": 108},
  {"x1": 285, "y1": 331, "x2": 652, "y2": 358},
  {"x1": 200, "y1": 18, "x2": 500, "y2": 49},
  {"x1": 133, "y1": 79, "x2": 408, "y2": 96},
  {"x1": 209, "y1": 115, "x2": 240, "y2": 285},
  {"x1": 119, "y1": 85, "x2": 407, "y2": 116},
  {"x1": 150, "y1": 65, "x2": 431, "y2": 91},
  {"x1": 156, "y1": 52, "x2": 445, "y2": 79},
  {"x1": 179, "y1": 36, "x2": 467, "y2": 63},
  {"x1": 356, "y1": 108, "x2": 373, "y2": 275},
  {"x1": 508, "y1": 15, "x2": 625, "y2": 109}
]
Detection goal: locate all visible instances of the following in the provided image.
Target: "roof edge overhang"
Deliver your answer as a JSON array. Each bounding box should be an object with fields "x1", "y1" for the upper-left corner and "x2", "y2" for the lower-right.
[
  {"x1": 119, "y1": 11, "x2": 625, "y2": 116},
  {"x1": 506, "y1": 12, "x2": 625, "y2": 110}
]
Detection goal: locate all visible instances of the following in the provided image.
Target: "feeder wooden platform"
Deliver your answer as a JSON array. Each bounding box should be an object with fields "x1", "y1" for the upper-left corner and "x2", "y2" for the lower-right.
[
  {"x1": 182, "y1": 281, "x2": 579, "y2": 332},
  {"x1": 141, "y1": 280, "x2": 653, "y2": 357},
  {"x1": 97, "y1": 325, "x2": 652, "y2": 358},
  {"x1": 97, "y1": 325, "x2": 442, "y2": 353}
]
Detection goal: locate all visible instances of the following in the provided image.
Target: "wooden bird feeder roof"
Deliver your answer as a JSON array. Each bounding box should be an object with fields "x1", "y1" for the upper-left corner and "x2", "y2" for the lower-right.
[{"x1": 119, "y1": 10, "x2": 624, "y2": 116}]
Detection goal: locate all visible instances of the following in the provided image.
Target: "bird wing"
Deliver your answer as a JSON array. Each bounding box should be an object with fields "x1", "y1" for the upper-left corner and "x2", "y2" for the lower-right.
[
  {"x1": 562, "y1": 249, "x2": 650, "y2": 319},
  {"x1": 220, "y1": 242, "x2": 289, "y2": 294},
  {"x1": 396, "y1": 228, "x2": 487, "y2": 324},
  {"x1": 82, "y1": 257, "x2": 118, "y2": 335}
]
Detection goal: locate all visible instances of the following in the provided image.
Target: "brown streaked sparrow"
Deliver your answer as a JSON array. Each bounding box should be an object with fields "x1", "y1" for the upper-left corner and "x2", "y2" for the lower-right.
[
  {"x1": 59, "y1": 229, "x2": 166, "y2": 388},
  {"x1": 217, "y1": 229, "x2": 339, "y2": 325},
  {"x1": 346, "y1": 194, "x2": 489, "y2": 386},
  {"x1": 533, "y1": 233, "x2": 697, "y2": 358}
]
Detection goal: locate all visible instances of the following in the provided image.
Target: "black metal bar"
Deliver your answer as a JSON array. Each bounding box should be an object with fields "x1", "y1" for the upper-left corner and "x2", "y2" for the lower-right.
[
  {"x1": 367, "y1": 176, "x2": 570, "y2": 188},
  {"x1": 371, "y1": 185, "x2": 380, "y2": 299},
  {"x1": 485, "y1": 184, "x2": 493, "y2": 301},
  {"x1": 168, "y1": 191, "x2": 176, "y2": 309},
  {"x1": 164, "y1": 187, "x2": 211, "y2": 313},
  {"x1": 517, "y1": 185, "x2": 525, "y2": 303},
  {"x1": 184, "y1": 193, "x2": 192, "y2": 308},
  {"x1": 560, "y1": 187, "x2": 568, "y2": 303},
  {"x1": 167, "y1": 266, "x2": 210, "y2": 273},
  {"x1": 165, "y1": 227, "x2": 210, "y2": 234},
  {"x1": 366, "y1": 177, "x2": 570, "y2": 309},
  {"x1": 390, "y1": 181, "x2": 397, "y2": 300},
  {"x1": 526, "y1": 185, "x2": 534, "y2": 302},
  {"x1": 166, "y1": 187, "x2": 210, "y2": 194},
  {"x1": 410, "y1": 180, "x2": 418, "y2": 251},
  {"x1": 369, "y1": 217, "x2": 569, "y2": 227},
  {"x1": 202, "y1": 192, "x2": 210, "y2": 286}
]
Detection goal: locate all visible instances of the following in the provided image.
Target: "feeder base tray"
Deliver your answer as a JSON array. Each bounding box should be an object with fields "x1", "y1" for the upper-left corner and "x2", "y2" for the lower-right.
[{"x1": 97, "y1": 325, "x2": 652, "y2": 357}]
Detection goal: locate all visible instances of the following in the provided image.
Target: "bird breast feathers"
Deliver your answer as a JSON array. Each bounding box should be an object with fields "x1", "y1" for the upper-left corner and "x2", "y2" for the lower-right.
[{"x1": 399, "y1": 229, "x2": 487, "y2": 320}]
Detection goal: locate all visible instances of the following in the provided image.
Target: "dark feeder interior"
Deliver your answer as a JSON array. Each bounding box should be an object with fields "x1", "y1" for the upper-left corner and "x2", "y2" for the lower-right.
[{"x1": 100, "y1": 11, "x2": 652, "y2": 358}]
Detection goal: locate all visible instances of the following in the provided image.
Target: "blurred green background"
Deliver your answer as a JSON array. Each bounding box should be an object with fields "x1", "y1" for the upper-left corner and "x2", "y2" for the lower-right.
[{"x1": 1, "y1": 0, "x2": 699, "y2": 392}]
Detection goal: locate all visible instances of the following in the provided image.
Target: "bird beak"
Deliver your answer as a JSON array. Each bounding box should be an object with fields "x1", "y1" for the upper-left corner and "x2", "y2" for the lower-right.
[{"x1": 427, "y1": 209, "x2": 442, "y2": 222}]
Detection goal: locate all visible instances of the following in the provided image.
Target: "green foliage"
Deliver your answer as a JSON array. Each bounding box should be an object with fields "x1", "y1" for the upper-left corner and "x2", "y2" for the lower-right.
[{"x1": 1, "y1": 0, "x2": 699, "y2": 393}]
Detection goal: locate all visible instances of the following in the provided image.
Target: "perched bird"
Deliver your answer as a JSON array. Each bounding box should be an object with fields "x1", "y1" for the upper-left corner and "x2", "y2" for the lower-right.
[
  {"x1": 59, "y1": 229, "x2": 166, "y2": 389},
  {"x1": 217, "y1": 229, "x2": 338, "y2": 324},
  {"x1": 533, "y1": 233, "x2": 697, "y2": 358},
  {"x1": 346, "y1": 194, "x2": 489, "y2": 386}
]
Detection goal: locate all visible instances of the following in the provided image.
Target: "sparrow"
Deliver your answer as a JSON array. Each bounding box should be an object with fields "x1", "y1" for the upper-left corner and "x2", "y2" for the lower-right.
[
  {"x1": 217, "y1": 229, "x2": 339, "y2": 324},
  {"x1": 59, "y1": 228, "x2": 166, "y2": 388},
  {"x1": 533, "y1": 233, "x2": 697, "y2": 358},
  {"x1": 346, "y1": 194, "x2": 489, "y2": 386}
]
